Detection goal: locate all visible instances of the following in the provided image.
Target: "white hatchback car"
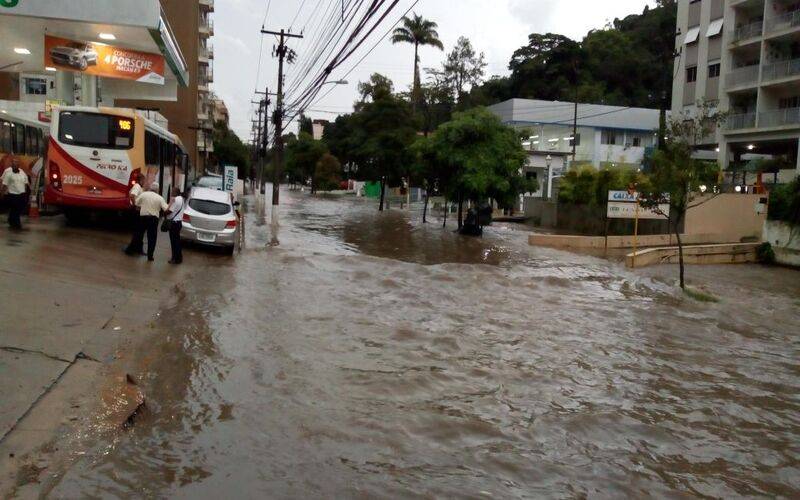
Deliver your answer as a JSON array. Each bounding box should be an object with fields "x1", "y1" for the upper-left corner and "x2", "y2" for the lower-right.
[{"x1": 181, "y1": 187, "x2": 239, "y2": 253}]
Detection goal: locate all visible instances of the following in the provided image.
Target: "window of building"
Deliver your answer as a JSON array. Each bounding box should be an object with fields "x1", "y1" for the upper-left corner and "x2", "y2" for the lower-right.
[
  {"x1": 24, "y1": 78, "x2": 47, "y2": 95},
  {"x1": 632, "y1": 137, "x2": 642, "y2": 147},
  {"x1": 708, "y1": 63, "x2": 721, "y2": 78},
  {"x1": 526, "y1": 171, "x2": 537, "y2": 181},
  {"x1": 686, "y1": 66, "x2": 698, "y2": 83},
  {"x1": 779, "y1": 96, "x2": 800, "y2": 109},
  {"x1": 601, "y1": 130, "x2": 618, "y2": 145}
]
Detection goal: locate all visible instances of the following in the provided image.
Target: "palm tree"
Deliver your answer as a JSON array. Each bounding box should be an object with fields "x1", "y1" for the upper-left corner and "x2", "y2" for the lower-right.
[{"x1": 391, "y1": 13, "x2": 444, "y2": 113}]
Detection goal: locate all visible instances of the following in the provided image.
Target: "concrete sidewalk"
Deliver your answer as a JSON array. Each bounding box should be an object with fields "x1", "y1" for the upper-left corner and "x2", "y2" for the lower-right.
[{"x1": 0, "y1": 214, "x2": 205, "y2": 494}]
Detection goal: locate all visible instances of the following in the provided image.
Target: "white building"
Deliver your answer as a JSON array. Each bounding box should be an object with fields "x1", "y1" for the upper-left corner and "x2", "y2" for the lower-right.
[
  {"x1": 671, "y1": 0, "x2": 800, "y2": 181},
  {"x1": 488, "y1": 98, "x2": 661, "y2": 171}
]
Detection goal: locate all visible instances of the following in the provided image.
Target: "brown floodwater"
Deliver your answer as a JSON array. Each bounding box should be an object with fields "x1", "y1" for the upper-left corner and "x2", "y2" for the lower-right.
[{"x1": 52, "y1": 190, "x2": 800, "y2": 498}]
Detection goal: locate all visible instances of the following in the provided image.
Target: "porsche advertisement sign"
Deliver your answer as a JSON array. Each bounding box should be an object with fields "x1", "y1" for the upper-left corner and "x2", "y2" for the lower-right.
[{"x1": 44, "y1": 35, "x2": 166, "y2": 85}]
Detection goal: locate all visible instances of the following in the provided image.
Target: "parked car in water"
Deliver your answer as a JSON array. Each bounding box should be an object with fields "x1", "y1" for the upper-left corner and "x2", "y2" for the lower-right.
[
  {"x1": 49, "y1": 42, "x2": 98, "y2": 70},
  {"x1": 181, "y1": 187, "x2": 238, "y2": 253}
]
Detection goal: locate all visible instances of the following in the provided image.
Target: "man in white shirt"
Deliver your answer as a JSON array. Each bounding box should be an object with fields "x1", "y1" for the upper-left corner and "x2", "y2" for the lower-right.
[
  {"x1": 1, "y1": 157, "x2": 30, "y2": 230},
  {"x1": 125, "y1": 182, "x2": 168, "y2": 261}
]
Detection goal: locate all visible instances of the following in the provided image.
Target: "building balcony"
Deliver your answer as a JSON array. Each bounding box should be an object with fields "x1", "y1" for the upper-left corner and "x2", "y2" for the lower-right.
[
  {"x1": 199, "y1": 18, "x2": 214, "y2": 36},
  {"x1": 761, "y1": 58, "x2": 800, "y2": 83},
  {"x1": 199, "y1": 0, "x2": 214, "y2": 12},
  {"x1": 765, "y1": 10, "x2": 800, "y2": 36},
  {"x1": 726, "y1": 112, "x2": 757, "y2": 130},
  {"x1": 725, "y1": 65, "x2": 760, "y2": 89},
  {"x1": 759, "y1": 107, "x2": 800, "y2": 128},
  {"x1": 199, "y1": 45, "x2": 213, "y2": 63},
  {"x1": 731, "y1": 21, "x2": 763, "y2": 43}
]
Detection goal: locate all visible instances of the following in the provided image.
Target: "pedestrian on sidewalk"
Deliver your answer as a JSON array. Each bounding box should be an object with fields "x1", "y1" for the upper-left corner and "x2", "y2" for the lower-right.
[
  {"x1": 166, "y1": 187, "x2": 185, "y2": 264},
  {"x1": 125, "y1": 182, "x2": 168, "y2": 261},
  {"x1": 1, "y1": 157, "x2": 30, "y2": 230},
  {"x1": 125, "y1": 172, "x2": 147, "y2": 254}
]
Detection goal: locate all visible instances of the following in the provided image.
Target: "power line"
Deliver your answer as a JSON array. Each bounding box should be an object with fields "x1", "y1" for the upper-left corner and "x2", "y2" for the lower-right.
[
  {"x1": 299, "y1": 0, "x2": 420, "y2": 116},
  {"x1": 289, "y1": 0, "x2": 310, "y2": 30}
]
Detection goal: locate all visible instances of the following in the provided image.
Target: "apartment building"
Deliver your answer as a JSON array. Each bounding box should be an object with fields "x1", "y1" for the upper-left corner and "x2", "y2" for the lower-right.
[
  {"x1": 119, "y1": 0, "x2": 216, "y2": 177},
  {"x1": 672, "y1": 0, "x2": 800, "y2": 180}
]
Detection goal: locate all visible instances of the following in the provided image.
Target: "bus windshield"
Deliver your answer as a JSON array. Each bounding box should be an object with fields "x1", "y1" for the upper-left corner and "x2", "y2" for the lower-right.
[{"x1": 59, "y1": 112, "x2": 134, "y2": 150}]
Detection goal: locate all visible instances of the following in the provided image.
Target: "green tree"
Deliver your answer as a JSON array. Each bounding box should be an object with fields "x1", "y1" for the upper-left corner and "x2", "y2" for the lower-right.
[
  {"x1": 425, "y1": 107, "x2": 534, "y2": 228},
  {"x1": 212, "y1": 120, "x2": 250, "y2": 177},
  {"x1": 391, "y1": 13, "x2": 444, "y2": 113},
  {"x1": 464, "y1": 1, "x2": 677, "y2": 108},
  {"x1": 639, "y1": 103, "x2": 724, "y2": 289},
  {"x1": 314, "y1": 153, "x2": 342, "y2": 192},
  {"x1": 357, "y1": 73, "x2": 394, "y2": 106},
  {"x1": 428, "y1": 36, "x2": 487, "y2": 106},
  {"x1": 352, "y1": 94, "x2": 416, "y2": 210},
  {"x1": 285, "y1": 132, "x2": 327, "y2": 193}
]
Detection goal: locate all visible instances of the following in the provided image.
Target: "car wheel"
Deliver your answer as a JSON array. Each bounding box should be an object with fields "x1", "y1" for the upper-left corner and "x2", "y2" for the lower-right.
[{"x1": 79, "y1": 57, "x2": 88, "y2": 70}]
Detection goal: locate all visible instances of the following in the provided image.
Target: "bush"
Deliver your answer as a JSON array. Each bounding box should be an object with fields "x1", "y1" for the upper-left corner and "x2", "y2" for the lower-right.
[
  {"x1": 756, "y1": 242, "x2": 776, "y2": 264},
  {"x1": 768, "y1": 177, "x2": 800, "y2": 225},
  {"x1": 558, "y1": 165, "x2": 649, "y2": 206}
]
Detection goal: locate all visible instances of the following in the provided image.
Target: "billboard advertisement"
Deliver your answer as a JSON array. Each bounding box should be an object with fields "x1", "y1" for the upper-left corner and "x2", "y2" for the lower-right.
[{"x1": 44, "y1": 35, "x2": 165, "y2": 85}]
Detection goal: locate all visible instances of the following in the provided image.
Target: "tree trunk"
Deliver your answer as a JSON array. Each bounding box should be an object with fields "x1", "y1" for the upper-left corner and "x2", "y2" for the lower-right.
[
  {"x1": 412, "y1": 42, "x2": 419, "y2": 115},
  {"x1": 457, "y1": 192, "x2": 464, "y2": 230},
  {"x1": 442, "y1": 196, "x2": 447, "y2": 228},
  {"x1": 674, "y1": 212, "x2": 685, "y2": 289},
  {"x1": 379, "y1": 176, "x2": 386, "y2": 212},
  {"x1": 422, "y1": 190, "x2": 429, "y2": 223}
]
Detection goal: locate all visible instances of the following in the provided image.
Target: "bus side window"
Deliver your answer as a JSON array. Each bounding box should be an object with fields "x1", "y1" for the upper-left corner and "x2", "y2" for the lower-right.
[
  {"x1": 13, "y1": 123, "x2": 25, "y2": 155},
  {"x1": 145, "y1": 131, "x2": 159, "y2": 166},
  {"x1": 0, "y1": 121, "x2": 11, "y2": 154},
  {"x1": 25, "y1": 126, "x2": 35, "y2": 155},
  {"x1": 38, "y1": 129, "x2": 45, "y2": 156}
]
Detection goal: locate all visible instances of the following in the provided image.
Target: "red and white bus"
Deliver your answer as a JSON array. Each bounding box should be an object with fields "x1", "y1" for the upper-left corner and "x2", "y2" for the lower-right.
[{"x1": 44, "y1": 106, "x2": 190, "y2": 217}]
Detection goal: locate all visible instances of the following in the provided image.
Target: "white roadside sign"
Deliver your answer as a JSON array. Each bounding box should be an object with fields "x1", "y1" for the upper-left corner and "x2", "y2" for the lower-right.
[
  {"x1": 607, "y1": 202, "x2": 670, "y2": 220},
  {"x1": 223, "y1": 165, "x2": 238, "y2": 193}
]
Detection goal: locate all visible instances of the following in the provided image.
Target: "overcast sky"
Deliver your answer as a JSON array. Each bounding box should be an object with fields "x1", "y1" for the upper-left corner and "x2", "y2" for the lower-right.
[{"x1": 214, "y1": 0, "x2": 657, "y2": 141}]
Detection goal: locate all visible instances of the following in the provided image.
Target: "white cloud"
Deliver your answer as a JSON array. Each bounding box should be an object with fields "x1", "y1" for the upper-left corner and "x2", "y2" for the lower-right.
[{"x1": 213, "y1": 0, "x2": 657, "y2": 140}]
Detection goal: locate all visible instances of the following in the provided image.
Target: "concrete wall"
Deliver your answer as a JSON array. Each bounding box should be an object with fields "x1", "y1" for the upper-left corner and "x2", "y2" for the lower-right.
[
  {"x1": 763, "y1": 220, "x2": 800, "y2": 267},
  {"x1": 684, "y1": 193, "x2": 766, "y2": 241},
  {"x1": 625, "y1": 243, "x2": 759, "y2": 268},
  {"x1": 530, "y1": 232, "x2": 744, "y2": 250}
]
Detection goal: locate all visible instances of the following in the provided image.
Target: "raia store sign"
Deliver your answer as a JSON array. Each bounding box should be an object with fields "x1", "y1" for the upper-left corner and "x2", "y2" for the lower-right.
[{"x1": 0, "y1": 0, "x2": 21, "y2": 7}]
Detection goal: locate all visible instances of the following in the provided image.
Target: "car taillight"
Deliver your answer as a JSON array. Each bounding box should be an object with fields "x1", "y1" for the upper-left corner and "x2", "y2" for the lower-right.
[
  {"x1": 49, "y1": 161, "x2": 62, "y2": 191},
  {"x1": 225, "y1": 219, "x2": 237, "y2": 229},
  {"x1": 182, "y1": 213, "x2": 191, "y2": 223}
]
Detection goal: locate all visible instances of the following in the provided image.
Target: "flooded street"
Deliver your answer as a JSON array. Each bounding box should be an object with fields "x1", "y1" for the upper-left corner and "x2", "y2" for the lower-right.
[{"x1": 52, "y1": 191, "x2": 800, "y2": 498}]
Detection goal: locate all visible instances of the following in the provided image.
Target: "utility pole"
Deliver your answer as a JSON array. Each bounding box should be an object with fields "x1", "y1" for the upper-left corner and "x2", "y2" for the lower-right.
[{"x1": 261, "y1": 28, "x2": 302, "y2": 213}]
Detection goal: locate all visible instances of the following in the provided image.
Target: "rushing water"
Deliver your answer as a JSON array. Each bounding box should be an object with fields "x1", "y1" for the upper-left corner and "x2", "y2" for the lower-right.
[{"x1": 53, "y1": 191, "x2": 800, "y2": 498}]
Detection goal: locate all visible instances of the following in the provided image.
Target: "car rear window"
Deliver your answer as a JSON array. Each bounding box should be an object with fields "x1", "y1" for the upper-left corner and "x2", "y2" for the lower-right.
[
  {"x1": 59, "y1": 111, "x2": 134, "y2": 149},
  {"x1": 189, "y1": 198, "x2": 230, "y2": 216},
  {"x1": 196, "y1": 177, "x2": 223, "y2": 189}
]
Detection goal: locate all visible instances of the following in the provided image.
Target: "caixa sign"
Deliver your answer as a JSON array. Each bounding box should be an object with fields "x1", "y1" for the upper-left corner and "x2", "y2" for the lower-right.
[{"x1": 0, "y1": 0, "x2": 20, "y2": 8}]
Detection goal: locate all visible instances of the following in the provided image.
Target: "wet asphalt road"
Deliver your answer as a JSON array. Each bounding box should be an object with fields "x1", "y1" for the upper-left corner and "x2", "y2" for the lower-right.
[{"x1": 45, "y1": 191, "x2": 800, "y2": 498}]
